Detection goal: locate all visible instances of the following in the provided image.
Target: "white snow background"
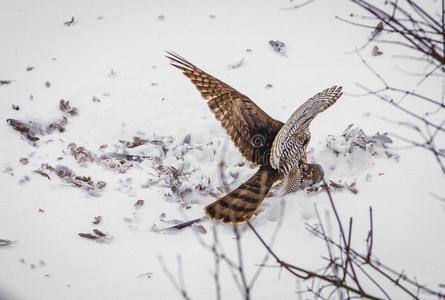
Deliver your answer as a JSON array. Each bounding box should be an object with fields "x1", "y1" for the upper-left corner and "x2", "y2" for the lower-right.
[{"x1": 1, "y1": 0, "x2": 444, "y2": 299}]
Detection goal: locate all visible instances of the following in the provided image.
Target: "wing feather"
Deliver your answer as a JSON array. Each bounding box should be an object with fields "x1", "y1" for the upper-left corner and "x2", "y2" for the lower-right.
[
  {"x1": 166, "y1": 51, "x2": 283, "y2": 166},
  {"x1": 204, "y1": 166, "x2": 282, "y2": 223},
  {"x1": 270, "y1": 86, "x2": 343, "y2": 173}
]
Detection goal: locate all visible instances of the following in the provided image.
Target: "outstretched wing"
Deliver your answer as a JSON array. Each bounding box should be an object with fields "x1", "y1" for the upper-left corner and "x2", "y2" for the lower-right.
[
  {"x1": 166, "y1": 52, "x2": 283, "y2": 166},
  {"x1": 270, "y1": 86, "x2": 343, "y2": 173}
]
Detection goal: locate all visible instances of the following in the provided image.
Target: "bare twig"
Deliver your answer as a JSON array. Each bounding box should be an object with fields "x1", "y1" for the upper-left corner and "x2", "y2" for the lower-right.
[
  {"x1": 212, "y1": 226, "x2": 222, "y2": 300},
  {"x1": 249, "y1": 199, "x2": 286, "y2": 289},
  {"x1": 280, "y1": 0, "x2": 315, "y2": 11},
  {"x1": 158, "y1": 255, "x2": 193, "y2": 300},
  {"x1": 233, "y1": 225, "x2": 250, "y2": 299},
  {"x1": 366, "y1": 207, "x2": 374, "y2": 262},
  {"x1": 246, "y1": 221, "x2": 382, "y2": 300}
]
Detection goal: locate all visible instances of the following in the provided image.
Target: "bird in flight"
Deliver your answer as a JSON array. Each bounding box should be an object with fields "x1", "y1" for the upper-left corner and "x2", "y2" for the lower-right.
[{"x1": 166, "y1": 52, "x2": 342, "y2": 224}]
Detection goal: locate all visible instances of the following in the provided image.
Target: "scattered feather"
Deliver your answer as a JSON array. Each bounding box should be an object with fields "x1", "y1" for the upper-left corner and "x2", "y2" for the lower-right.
[
  {"x1": 134, "y1": 199, "x2": 144, "y2": 208},
  {"x1": 6, "y1": 118, "x2": 41, "y2": 144},
  {"x1": 371, "y1": 21, "x2": 384, "y2": 39},
  {"x1": 306, "y1": 186, "x2": 319, "y2": 193},
  {"x1": 18, "y1": 175, "x2": 31, "y2": 185},
  {"x1": 3, "y1": 167, "x2": 14, "y2": 176},
  {"x1": 329, "y1": 180, "x2": 344, "y2": 190},
  {"x1": 19, "y1": 157, "x2": 29, "y2": 165},
  {"x1": 0, "y1": 80, "x2": 12, "y2": 85},
  {"x1": 345, "y1": 182, "x2": 358, "y2": 194},
  {"x1": 78, "y1": 233, "x2": 98, "y2": 240},
  {"x1": 108, "y1": 69, "x2": 117, "y2": 78},
  {"x1": 92, "y1": 216, "x2": 102, "y2": 225},
  {"x1": 339, "y1": 124, "x2": 395, "y2": 156},
  {"x1": 33, "y1": 170, "x2": 51, "y2": 180},
  {"x1": 59, "y1": 99, "x2": 78, "y2": 115},
  {"x1": 39, "y1": 164, "x2": 107, "y2": 195},
  {"x1": 372, "y1": 45, "x2": 383, "y2": 56},
  {"x1": 108, "y1": 153, "x2": 149, "y2": 162},
  {"x1": 79, "y1": 229, "x2": 110, "y2": 242},
  {"x1": 0, "y1": 239, "x2": 14, "y2": 246},
  {"x1": 183, "y1": 134, "x2": 191, "y2": 145},
  {"x1": 93, "y1": 229, "x2": 106, "y2": 237},
  {"x1": 137, "y1": 272, "x2": 153, "y2": 279},
  {"x1": 269, "y1": 40, "x2": 287, "y2": 56},
  {"x1": 119, "y1": 136, "x2": 150, "y2": 148},
  {"x1": 64, "y1": 16, "x2": 75, "y2": 26},
  {"x1": 227, "y1": 57, "x2": 244, "y2": 69},
  {"x1": 192, "y1": 224, "x2": 207, "y2": 234}
]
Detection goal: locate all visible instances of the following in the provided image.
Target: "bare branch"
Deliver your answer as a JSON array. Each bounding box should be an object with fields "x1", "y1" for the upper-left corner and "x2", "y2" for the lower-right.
[
  {"x1": 233, "y1": 225, "x2": 250, "y2": 299},
  {"x1": 246, "y1": 221, "x2": 382, "y2": 300},
  {"x1": 158, "y1": 255, "x2": 193, "y2": 300},
  {"x1": 280, "y1": 0, "x2": 315, "y2": 11}
]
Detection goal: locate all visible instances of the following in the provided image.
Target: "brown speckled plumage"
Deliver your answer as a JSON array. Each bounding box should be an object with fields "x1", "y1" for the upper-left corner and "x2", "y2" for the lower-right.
[
  {"x1": 167, "y1": 52, "x2": 342, "y2": 223},
  {"x1": 271, "y1": 86, "x2": 343, "y2": 174}
]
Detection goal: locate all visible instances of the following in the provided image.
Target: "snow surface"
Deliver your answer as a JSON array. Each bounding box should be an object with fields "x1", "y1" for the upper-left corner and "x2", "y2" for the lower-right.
[{"x1": 1, "y1": 0, "x2": 444, "y2": 299}]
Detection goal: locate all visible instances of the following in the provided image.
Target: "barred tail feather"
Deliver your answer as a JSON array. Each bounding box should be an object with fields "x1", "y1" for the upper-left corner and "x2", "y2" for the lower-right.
[{"x1": 204, "y1": 166, "x2": 281, "y2": 224}]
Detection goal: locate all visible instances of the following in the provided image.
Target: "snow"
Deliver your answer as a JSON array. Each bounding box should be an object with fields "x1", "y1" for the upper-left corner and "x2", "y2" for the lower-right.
[{"x1": 1, "y1": 0, "x2": 444, "y2": 299}]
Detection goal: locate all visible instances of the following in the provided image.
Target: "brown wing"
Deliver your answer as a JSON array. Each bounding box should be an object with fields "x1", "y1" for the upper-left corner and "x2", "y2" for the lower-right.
[
  {"x1": 166, "y1": 52, "x2": 283, "y2": 166},
  {"x1": 204, "y1": 166, "x2": 282, "y2": 224}
]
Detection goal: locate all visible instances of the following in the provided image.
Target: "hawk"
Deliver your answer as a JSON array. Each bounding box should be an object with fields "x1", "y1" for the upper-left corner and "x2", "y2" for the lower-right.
[{"x1": 167, "y1": 52, "x2": 342, "y2": 224}]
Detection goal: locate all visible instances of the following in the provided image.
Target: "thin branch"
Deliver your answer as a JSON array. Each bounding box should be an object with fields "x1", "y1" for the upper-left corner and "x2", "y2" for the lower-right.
[
  {"x1": 280, "y1": 0, "x2": 315, "y2": 11},
  {"x1": 212, "y1": 226, "x2": 222, "y2": 300},
  {"x1": 442, "y1": 0, "x2": 445, "y2": 61},
  {"x1": 352, "y1": 260, "x2": 393, "y2": 300},
  {"x1": 307, "y1": 223, "x2": 444, "y2": 299},
  {"x1": 194, "y1": 225, "x2": 244, "y2": 294},
  {"x1": 249, "y1": 199, "x2": 286, "y2": 289},
  {"x1": 366, "y1": 207, "x2": 374, "y2": 262},
  {"x1": 321, "y1": 178, "x2": 364, "y2": 293},
  {"x1": 314, "y1": 204, "x2": 335, "y2": 266},
  {"x1": 158, "y1": 255, "x2": 193, "y2": 300},
  {"x1": 246, "y1": 221, "x2": 382, "y2": 300},
  {"x1": 233, "y1": 225, "x2": 250, "y2": 300},
  {"x1": 356, "y1": 83, "x2": 445, "y2": 132}
]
